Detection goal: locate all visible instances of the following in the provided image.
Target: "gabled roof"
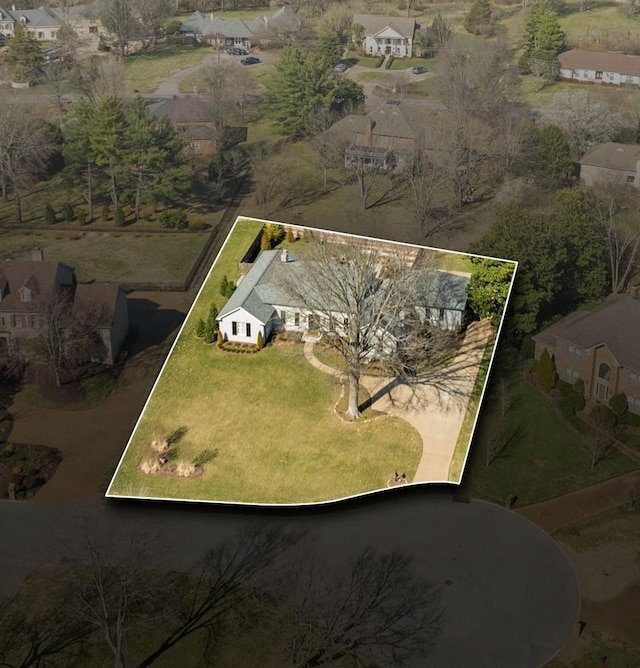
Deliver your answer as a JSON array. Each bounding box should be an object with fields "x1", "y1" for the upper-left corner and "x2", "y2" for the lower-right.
[
  {"x1": 0, "y1": 260, "x2": 74, "y2": 313},
  {"x1": 559, "y1": 48, "x2": 640, "y2": 78},
  {"x1": 579, "y1": 142, "x2": 640, "y2": 171},
  {"x1": 352, "y1": 13, "x2": 416, "y2": 39},
  {"x1": 12, "y1": 8, "x2": 60, "y2": 27},
  {"x1": 218, "y1": 250, "x2": 279, "y2": 324},
  {"x1": 148, "y1": 96, "x2": 214, "y2": 124},
  {"x1": 73, "y1": 283, "x2": 124, "y2": 328},
  {"x1": 181, "y1": 7, "x2": 300, "y2": 38},
  {"x1": 532, "y1": 296, "x2": 640, "y2": 372},
  {"x1": 420, "y1": 271, "x2": 470, "y2": 312}
]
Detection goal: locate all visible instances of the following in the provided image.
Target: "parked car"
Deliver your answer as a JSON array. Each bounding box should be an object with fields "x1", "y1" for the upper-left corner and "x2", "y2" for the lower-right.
[
  {"x1": 412, "y1": 65, "x2": 427, "y2": 74},
  {"x1": 227, "y1": 47, "x2": 247, "y2": 56},
  {"x1": 42, "y1": 49, "x2": 60, "y2": 62},
  {"x1": 241, "y1": 56, "x2": 261, "y2": 65},
  {"x1": 334, "y1": 63, "x2": 348, "y2": 73}
]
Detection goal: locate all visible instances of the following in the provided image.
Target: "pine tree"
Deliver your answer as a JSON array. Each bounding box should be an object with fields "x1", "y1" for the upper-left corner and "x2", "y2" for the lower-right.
[
  {"x1": 44, "y1": 203, "x2": 56, "y2": 225},
  {"x1": 203, "y1": 318, "x2": 216, "y2": 344},
  {"x1": 217, "y1": 329, "x2": 224, "y2": 347},
  {"x1": 195, "y1": 318, "x2": 205, "y2": 338},
  {"x1": 257, "y1": 331, "x2": 264, "y2": 349},
  {"x1": 535, "y1": 349, "x2": 557, "y2": 391},
  {"x1": 519, "y1": 0, "x2": 565, "y2": 74},
  {"x1": 6, "y1": 22, "x2": 42, "y2": 83},
  {"x1": 464, "y1": 0, "x2": 494, "y2": 36}
]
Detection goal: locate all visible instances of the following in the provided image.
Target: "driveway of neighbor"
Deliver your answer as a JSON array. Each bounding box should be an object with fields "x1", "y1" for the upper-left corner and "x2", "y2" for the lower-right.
[
  {"x1": 354, "y1": 319, "x2": 494, "y2": 483},
  {"x1": 0, "y1": 494, "x2": 580, "y2": 667}
]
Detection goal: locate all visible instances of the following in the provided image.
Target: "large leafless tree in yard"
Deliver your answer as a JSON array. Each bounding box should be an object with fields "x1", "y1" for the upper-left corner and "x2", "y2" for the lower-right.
[
  {"x1": 585, "y1": 407, "x2": 618, "y2": 470},
  {"x1": 247, "y1": 140, "x2": 288, "y2": 216},
  {"x1": 277, "y1": 237, "x2": 465, "y2": 420},
  {"x1": 27, "y1": 289, "x2": 108, "y2": 387},
  {"x1": 273, "y1": 544, "x2": 443, "y2": 667},
  {"x1": 305, "y1": 109, "x2": 349, "y2": 192},
  {"x1": 0, "y1": 100, "x2": 57, "y2": 223},
  {"x1": 71, "y1": 55, "x2": 126, "y2": 102},
  {"x1": 593, "y1": 185, "x2": 640, "y2": 295}
]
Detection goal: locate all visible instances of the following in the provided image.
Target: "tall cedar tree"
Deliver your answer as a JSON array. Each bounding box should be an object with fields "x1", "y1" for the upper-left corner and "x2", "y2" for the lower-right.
[
  {"x1": 535, "y1": 348, "x2": 557, "y2": 391},
  {"x1": 5, "y1": 21, "x2": 42, "y2": 82},
  {"x1": 519, "y1": 0, "x2": 565, "y2": 73},
  {"x1": 464, "y1": 0, "x2": 494, "y2": 36}
]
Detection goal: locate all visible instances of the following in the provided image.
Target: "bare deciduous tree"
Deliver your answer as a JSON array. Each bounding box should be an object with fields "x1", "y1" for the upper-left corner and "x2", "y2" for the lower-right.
[
  {"x1": 0, "y1": 100, "x2": 57, "y2": 223},
  {"x1": 275, "y1": 545, "x2": 443, "y2": 667},
  {"x1": 70, "y1": 55, "x2": 126, "y2": 102},
  {"x1": 247, "y1": 140, "x2": 287, "y2": 216},
  {"x1": 305, "y1": 108, "x2": 347, "y2": 192},
  {"x1": 585, "y1": 406, "x2": 618, "y2": 470}
]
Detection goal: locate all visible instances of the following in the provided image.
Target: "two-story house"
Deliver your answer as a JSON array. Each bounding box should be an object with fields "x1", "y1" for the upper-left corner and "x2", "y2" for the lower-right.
[
  {"x1": 352, "y1": 14, "x2": 417, "y2": 58},
  {"x1": 532, "y1": 294, "x2": 640, "y2": 415}
]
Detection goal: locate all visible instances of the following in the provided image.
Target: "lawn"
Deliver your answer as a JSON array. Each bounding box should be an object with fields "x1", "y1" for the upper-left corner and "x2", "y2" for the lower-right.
[
  {"x1": 107, "y1": 219, "x2": 423, "y2": 504},
  {"x1": 0, "y1": 230, "x2": 209, "y2": 285},
  {"x1": 344, "y1": 52, "x2": 383, "y2": 68},
  {"x1": 123, "y1": 44, "x2": 213, "y2": 93},
  {"x1": 356, "y1": 71, "x2": 393, "y2": 83},
  {"x1": 388, "y1": 56, "x2": 430, "y2": 70},
  {"x1": 460, "y1": 355, "x2": 640, "y2": 506}
]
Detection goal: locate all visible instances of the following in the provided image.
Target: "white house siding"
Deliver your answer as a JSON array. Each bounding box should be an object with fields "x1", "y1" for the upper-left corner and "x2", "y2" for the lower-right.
[
  {"x1": 364, "y1": 29, "x2": 411, "y2": 57},
  {"x1": 219, "y1": 307, "x2": 266, "y2": 345},
  {"x1": 560, "y1": 67, "x2": 640, "y2": 86}
]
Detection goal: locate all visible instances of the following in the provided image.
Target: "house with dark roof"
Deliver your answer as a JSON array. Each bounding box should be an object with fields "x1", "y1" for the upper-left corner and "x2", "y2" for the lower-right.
[
  {"x1": 0, "y1": 251, "x2": 128, "y2": 365},
  {"x1": 532, "y1": 295, "x2": 640, "y2": 414},
  {"x1": 0, "y1": 5, "x2": 61, "y2": 41},
  {"x1": 179, "y1": 7, "x2": 300, "y2": 49},
  {"x1": 325, "y1": 99, "x2": 430, "y2": 172},
  {"x1": 352, "y1": 14, "x2": 417, "y2": 58},
  {"x1": 579, "y1": 142, "x2": 640, "y2": 188},
  {"x1": 558, "y1": 48, "x2": 640, "y2": 86},
  {"x1": 217, "y1": 249, "x2": 470, "y2": 346}
]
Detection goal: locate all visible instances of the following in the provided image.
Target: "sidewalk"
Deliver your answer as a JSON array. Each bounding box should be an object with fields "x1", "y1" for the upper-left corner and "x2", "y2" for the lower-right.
[{"x1": 515, "y1": 469, "x2": 640, "y2": 534}]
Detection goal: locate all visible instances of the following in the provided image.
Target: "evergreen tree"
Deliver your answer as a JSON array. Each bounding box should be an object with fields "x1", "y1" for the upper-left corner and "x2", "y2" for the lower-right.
[
  {"x1": 468, "y1": 258, "x2": 516, "y2": 326},
  {"x1": 195, "y1": 318, "x2": 205, "y2": 338},
  {"x1": 44, "y1": 203, "x2": 56, "y2": 225},
  {"x1": 538, "y1": 124, "x2": 574, "y2": 187},
  {"x1": 261, "y1": 230, "x2": 271, "y2": 251},
  {"x1": 257, "y1": 331, "x2": 264, "y2": 349},
  {"x1": 519, "y1": 0, "x2": 565, "y2": 74},
  {"x1": 316, "y1": 32, "x2": 343, "y2": 69},
  {"x1": 609, "y1": 392, "x2": 629, "y2": 419},
  {"x1": 535, "y1": 349, "x2": 557, "y2": 391},
  {"x1": 6, "y1": 21, "x2": 42, "y2": 83},
  {"x1": 203, "y1": 318, "x2": 216, "y2": 344},
  {"x1": 464, "y1": 0, "x2": 494, "y2": 36}
]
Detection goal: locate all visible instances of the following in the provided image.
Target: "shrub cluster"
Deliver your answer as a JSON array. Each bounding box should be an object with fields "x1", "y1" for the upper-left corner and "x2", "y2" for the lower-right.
[
  {"x1": 158, "y1": 209, "x2": 188, "y2": 229},
  {"x1": 189, "y1": 216, "x2": 205, "y2": 231},
  {"x1": 220, "y1": 275, "x2": 236, "y2": 299},
  {"x1": 44, "y1": 203, "x2": 56, "y2": 225}
]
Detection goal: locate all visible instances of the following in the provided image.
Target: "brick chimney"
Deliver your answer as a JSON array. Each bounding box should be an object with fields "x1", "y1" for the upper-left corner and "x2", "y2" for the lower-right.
[
  {"x1": 366, "y1": 118, "x2": 375, "y2": 147},
  {"x1": 632, "y1": 284, "x2": 640, "y2": 299}
]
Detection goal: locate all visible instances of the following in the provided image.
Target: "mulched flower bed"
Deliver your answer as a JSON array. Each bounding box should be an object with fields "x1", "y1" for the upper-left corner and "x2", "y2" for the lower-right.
[{"x1": 0, "y1": 442, "x2": 62, "y2": 500}]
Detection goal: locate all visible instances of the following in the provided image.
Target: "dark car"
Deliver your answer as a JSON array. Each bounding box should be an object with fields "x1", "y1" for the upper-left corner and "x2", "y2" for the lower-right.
[
  {"x1": 412, "y1": 65, "x2": 427, "y2": 74},
  {"x1": 333, "y1": 63, "x2": 348, "y2": 73},
  {"x1": 241, "y1": 56, "x2": 261, "y2": 65},
  {"x1": 227, "y1": 47, "x2": 247, "y2": 56}
]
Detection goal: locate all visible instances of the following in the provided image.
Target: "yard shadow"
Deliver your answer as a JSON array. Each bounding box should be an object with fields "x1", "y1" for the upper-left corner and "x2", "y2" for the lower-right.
[
  {"x1": 168, "y1": 425, "x2": 188, "y2": 445},
  {"x1": 126, "y1": 297, "x2": 186, "y2": 358},
  {"x1": 360, "y1": 377, "x2": 401, "y2": 412}
]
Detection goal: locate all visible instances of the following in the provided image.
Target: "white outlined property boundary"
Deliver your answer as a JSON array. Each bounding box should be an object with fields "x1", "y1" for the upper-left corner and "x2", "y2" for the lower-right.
[{"x1": 105, "y1": 216, "x2": 518, "y2": 507}]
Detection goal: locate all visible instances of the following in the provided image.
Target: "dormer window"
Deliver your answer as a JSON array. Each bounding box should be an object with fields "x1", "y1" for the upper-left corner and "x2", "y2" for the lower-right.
[{"x1": 19, "y1": 287, "x2": 32, "y2": 302}]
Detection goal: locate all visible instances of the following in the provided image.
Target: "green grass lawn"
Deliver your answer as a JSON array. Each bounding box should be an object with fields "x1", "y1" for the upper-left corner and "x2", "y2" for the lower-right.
[
  {"x1": 356, "y1": 71, "x2": 393, "y2": 83},
  {"x1": 0, "y1": 230, "x2": 209, "y2": 285},
  {"x1": 124, "y1": 44, "x2": 213, "y2": 93},
  {"x1": 388, "y1": 57, "x2": 429, "y2": 70},
  {"x1": 460, "y1": 360, "x2": 640, "y2": 506},
  {"x1": 344, "y1": 52, "x2": 383, "y2": 68},
  {"x1": 108, "y1": 219, "x2": 423, "y2": 504}
]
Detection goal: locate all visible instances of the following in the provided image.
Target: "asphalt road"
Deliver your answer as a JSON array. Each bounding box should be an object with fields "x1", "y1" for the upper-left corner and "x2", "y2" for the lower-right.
[{"x1": 1, "y1": 493, "x2": 580, "y2": 667}]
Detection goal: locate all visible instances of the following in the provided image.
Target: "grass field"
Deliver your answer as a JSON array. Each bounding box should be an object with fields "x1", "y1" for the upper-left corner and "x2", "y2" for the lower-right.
[
  {"x1": 460, "y1": 355, "x2": 639, "y2": 506},
  {"x1": 124, "y1": 44, "x2": 213, "y2": 93},
  {"x1": 0, "y1": 230, "x2": 209, "y2": 284},
  {"x1": 108, "y1": 219, "x2": 423, "y2": 504}
]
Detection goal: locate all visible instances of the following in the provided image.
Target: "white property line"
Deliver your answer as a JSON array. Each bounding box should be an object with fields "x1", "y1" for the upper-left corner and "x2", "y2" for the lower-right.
[{"x1": 105, "y1": 216, "x2": 519, "y2": 507}]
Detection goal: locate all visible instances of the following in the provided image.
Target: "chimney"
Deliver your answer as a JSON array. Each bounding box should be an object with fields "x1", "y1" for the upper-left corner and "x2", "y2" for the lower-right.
[
  {"x1": 366, "y1": 118, "x2": 374, "y2": 147},
  {"x1": 31, "y1": 248, "x2": 44, "y2": 262},
  {"x1": 632, "y1": 284, "x2": 640, "y2": 299},
  {"x1": 280, "y1": 249, "x2": 289, "y2": 263},
  {"x1": 11, "y1": 5, "x2": 15, "y2": 11}
]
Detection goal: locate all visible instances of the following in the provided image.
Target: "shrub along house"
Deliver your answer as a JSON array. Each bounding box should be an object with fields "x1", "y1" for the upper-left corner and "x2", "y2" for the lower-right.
[
  {"x1": 217, "y1": 248, "x2": 470, "y2": 348},
  {"x1": 532, "y1": 294, "x2": 640, "y2": 415}
]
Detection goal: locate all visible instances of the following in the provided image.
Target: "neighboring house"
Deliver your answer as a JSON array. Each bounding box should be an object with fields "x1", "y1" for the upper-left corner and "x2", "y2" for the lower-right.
[
  {"x1": 558, "y1": 48, "x2": 640, "y2": 86},
  {"x1": 147, "y1": 95, "x2": 247, "y2": 157},
  {"x1": 325, "y1": 99, "x2": 430, "y2": 172},
  {"x1": 532, "y1": 295, "x2": 640, "y2": 415},
  {"x1": 0, "y1": 4, "x2": 102, "y2": 42},
  {"x1": 352, "y1": 13, "x2": 417, "y2": 58},
  {"x1": 0, "y1": 251, "x2": 128, "y2": 365},
  {"x1": 180, "y1": 7, "x2": 300, "y2": 49},
  {"x1": 217, "y1": 248, "x2": 470, "y2": 347},
  {"x1": 579, "y1": 142, "x2": 640, "y2": 188}
]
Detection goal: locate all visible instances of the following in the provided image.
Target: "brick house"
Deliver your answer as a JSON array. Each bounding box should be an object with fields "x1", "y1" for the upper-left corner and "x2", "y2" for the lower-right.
[
  {"x1": 0, "y1": 252, "x2": 129, "y2": 365},
  {"x1": 558, "y1": 48, "x2": 640, "y2": 86},
  {"x1": 532, "y1": 295, "x2": 640, "y2": 414},
  {"x1": 579, "y1": 142, "x2": 640, "y2": 188}
]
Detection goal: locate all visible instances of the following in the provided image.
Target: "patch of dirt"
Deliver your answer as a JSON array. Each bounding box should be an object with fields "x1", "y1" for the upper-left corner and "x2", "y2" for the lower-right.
[
  {"x1": 559, "y1": 541, "x2": 640, "y2": 601},
  {"x1": 0, "y1": 442, "x2": 62, "y2": 499}
]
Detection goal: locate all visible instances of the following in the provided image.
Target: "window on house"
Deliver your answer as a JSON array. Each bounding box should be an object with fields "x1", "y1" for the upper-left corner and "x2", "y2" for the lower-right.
[
  {"x1": 19, "y1": 289, "x2": 31, "y2": 302},
  {"x1": 294, "y1": 312, "x2": 300, "y2": 327},
  {"x1": 30, "y1": 315, "x2": 38, "y2": 328},
  {"x1": 14, "y1": 315, "x2": 24, "y2": 328},
  {"x1": 37, "y1": 31, "x2": 44, "y2": 39},
  {"x1": 595, "y1": 71, "x2": 603, "y2": 80},
  {"x1": 280, "y1": 310, "x2": 286, "y2": 323},
  {"x1": 565, "y1": 367, "x2": 580, "y2": 382},
  {"x1": 598, "y1": 363, "x2": 611, "y2": 380},
  {"x1": 0, "y1": 316, "x2": 4, "y2": 327},
  {"x1": 630, "y1": 372, "x2": 640, "y2": 387},
  {"x1": 246, "y1": 322, "x2": 251, "y2": 338},
  {"x1": 232, "y1": 321, "x2": 238, "y2": 336},
  {"x1": 628, "y1": 174, "x2": 636, "y2": 183},
  {"x1": 568, "y1": 345, "x2": 582, "y2": 359},
  {"x1": 439, "y1": 308, "x2": 446, "y2": 321}
]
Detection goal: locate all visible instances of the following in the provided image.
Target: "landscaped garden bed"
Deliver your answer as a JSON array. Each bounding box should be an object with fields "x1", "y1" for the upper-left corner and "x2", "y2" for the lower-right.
[{"x1": 0, "y1": 442, "x2": 62, "y2": 499}]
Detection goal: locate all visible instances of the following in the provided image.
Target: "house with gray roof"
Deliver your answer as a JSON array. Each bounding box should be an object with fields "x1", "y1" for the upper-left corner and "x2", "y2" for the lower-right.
[
  {"x1": 0, "y1": 6, "x2": 61, "y2": 41},
  {"x1": 352, "y1": 13, "x2": 417, "y2": 58},
  {"x1": 532, "y1": 294, "x2": 640, "y2": 414},
  {"x1": 579, "y1": 142, "x2": 640, "y2": 188},
  {"x1": 217, "y1": 248, "x2": 470, "y2": 347},
  {"x1": 180, "y1": 7, "x2": 300, "y2": 49}
]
